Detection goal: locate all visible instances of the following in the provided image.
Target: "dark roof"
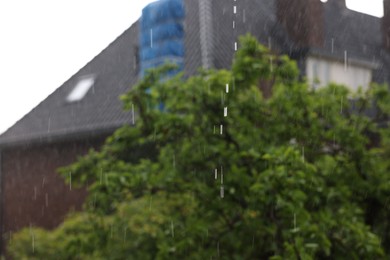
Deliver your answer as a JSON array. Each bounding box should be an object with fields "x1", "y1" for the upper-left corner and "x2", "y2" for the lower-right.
[
  {"x1": 0, "y1": 23, "x2": 140, "y2": 146},
  {"x1": 321, "y1": 2, "x2": 390, "y2": 80},
  {"x1": 205, "y1": 0, "x2": 388, "y2": 72},
  {"x1": 1, "y1": 0, "x2": 389, "y2": 147},
  {"x1": 308, "y1": 2, "x2": 390, "y2": 83},
  {"x1": 323, "y1": 2, "x2": 382, "y2": 63},
  {"x1": 210, "y1": 0, "x2": 289, "y2": 70},
  {"x1": 0, "y1": 0, "x2": 207, "y2": 147},
  {"x1": 182, "y1": 0, "x2": 203, "y2": 75}
]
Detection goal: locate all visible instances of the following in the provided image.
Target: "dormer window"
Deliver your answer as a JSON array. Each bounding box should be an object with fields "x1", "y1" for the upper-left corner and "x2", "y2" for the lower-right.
[{"x1": 66, "y1": 76, "x2": 95, "y2": 102}]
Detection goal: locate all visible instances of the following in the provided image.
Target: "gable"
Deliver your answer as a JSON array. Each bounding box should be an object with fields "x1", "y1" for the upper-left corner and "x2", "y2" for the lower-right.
[{"x1": 0, "y1": 23, "x2": 140, "y2": 146}]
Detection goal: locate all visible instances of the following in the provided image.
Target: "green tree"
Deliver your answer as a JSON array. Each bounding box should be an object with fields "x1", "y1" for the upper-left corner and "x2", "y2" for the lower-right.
[{"x1": 8, "y1": 35, "x2": 390, "y2": 259}]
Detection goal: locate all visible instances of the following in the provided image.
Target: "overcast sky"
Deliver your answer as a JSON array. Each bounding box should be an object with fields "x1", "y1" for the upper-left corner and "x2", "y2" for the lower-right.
[{"x1": 0, "y1": 0, "x2": 384, "y2": 134}]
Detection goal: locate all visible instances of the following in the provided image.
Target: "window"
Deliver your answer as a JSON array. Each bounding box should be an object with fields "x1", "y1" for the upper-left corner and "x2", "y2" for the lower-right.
[{"x1": 66, "y1": 76, "x2": 95, "y2": 102}]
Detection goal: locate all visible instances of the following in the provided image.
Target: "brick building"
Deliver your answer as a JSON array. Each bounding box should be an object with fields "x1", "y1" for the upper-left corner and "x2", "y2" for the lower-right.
[{"x1": 0, "y1": 0, "x2": 389, "y2": 253}]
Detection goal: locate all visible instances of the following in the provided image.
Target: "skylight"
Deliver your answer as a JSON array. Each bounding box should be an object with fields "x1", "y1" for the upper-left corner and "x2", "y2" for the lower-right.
[{"x1": 66, "y1": 76, "x2": 94, "y2": 102}]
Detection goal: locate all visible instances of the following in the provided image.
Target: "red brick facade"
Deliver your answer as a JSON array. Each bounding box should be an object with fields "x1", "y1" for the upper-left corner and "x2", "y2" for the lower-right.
[{"x1": 0, "y1": 137, "x2": 106, "y2": 253}]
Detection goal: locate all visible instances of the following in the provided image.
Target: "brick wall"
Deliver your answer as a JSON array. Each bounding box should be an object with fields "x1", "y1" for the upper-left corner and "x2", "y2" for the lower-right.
[{"x1": 0, "y1": 137, "x2": 106, "y2": 253}]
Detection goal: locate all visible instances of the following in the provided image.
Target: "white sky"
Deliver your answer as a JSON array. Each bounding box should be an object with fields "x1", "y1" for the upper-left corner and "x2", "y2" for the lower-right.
[{"x1": 0, "y1": 0, "x2": 384, "y2": 134}]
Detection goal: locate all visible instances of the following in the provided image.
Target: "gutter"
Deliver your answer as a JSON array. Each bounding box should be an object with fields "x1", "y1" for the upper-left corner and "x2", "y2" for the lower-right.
[
  {"x1": 286, "y1": 47, "x2": 381, "y2": 70},
  {"x1": 307, "y1": 48, "x2": 381, "y2": 70},
  {"x1": 0, "y1": 124, "x2": 123, "y2": 149}
]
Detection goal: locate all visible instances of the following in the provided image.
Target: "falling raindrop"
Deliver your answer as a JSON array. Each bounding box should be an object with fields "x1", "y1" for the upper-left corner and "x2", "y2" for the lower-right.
[
  {"x1": 226, "y1": 83, "x2": 229, "y2": 93},
  {"x1": 344, "y1": 50, "x2": 347, "y2": 71},
  {"x1": 331, "y1": 38, "x2": 334, "y2": 53},
  {"x1": 268, "y1": 36, "x2": 272, "y2": 50},
  {"x1": 132, "y1": 104, "x2": 135, "y2": 125},
  {"x1": 31, "y1": 233, "x2": 35, "y2": 253},
  {"x1": 224, "y1": 107, "x2": 228, "y2": 117},
  {"x1": 123, "y1": 227, "x2": 127, "y2": 243},
  {"x1": 221, "y1": 171, "x2": 224, "y2": 184},
  {"x1": 215, "y1": 168, "x2": 218, "y2": 179},
  {"x1": 234, "y1": 42, "x2": 237, "y2": 51},
  {"x1": 150, "y1": 29, "x2": 153, "y2": 48},
  {"x1": 69, "y1": 172, "x2": 72, "y2": 191},
  {"x1": 220, "y1": 185, "x2": 224, "y2": 198},
  {"x1": 233, "y1": 5, "x2": 237, "y2": 14},
  {"x1": 232, "y1": 20, "x2": 235, "y2": 29},
  {"x1": 220, "y1": 124, "x2": 223, "y2": 135},
  {"x1": 294, "y1": 213, "x2": 297, "y2": 230},
  {"x1": 171, "y1": 220, "x2": 175, "y2": 238}
]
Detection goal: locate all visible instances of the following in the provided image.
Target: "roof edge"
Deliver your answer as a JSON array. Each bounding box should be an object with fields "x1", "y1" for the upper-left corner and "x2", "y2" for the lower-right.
[
  {"x1": 0, "y1": 124, "x2": 125, "y2": 149},
  {"x1": 0, "y1": 20, "x2": 140, "y2": 144},
  {"x1": 307, "y1": 49, "x2": 381, "y2": 69}
]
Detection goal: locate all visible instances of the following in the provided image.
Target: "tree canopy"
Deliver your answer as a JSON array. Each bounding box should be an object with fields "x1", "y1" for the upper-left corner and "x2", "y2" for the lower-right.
[{"x1": 8, "y1": 35, "x2": 390, "y2": 259}]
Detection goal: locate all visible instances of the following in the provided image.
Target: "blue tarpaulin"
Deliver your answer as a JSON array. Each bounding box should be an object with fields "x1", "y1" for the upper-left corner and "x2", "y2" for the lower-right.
[
  {"x1": 139, "y1": 0, "x2": 185, "y2": 77},
  {"x1": 141, "y1": 40, "x2": 184, "y2": 61},
  {"x1": 140, "y1": 23, "x2": 184, "y2": 46},
  {"x1": 141, "y1": 0, "x2": 185, "y2": 30}
]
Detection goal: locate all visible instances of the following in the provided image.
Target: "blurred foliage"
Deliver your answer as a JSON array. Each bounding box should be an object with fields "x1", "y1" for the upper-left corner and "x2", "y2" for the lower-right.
[{"x1": 8, "y1": 35, "x2": 390, "y2": 259}]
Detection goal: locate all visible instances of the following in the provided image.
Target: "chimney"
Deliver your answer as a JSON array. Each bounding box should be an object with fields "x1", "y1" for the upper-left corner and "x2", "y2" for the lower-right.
[
  {"x1": 383, "y1": 0, "x2": 390, "y2": 50},
  {"x1": 276, "y1": 0, "x2": 324, "y2": 48}
]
